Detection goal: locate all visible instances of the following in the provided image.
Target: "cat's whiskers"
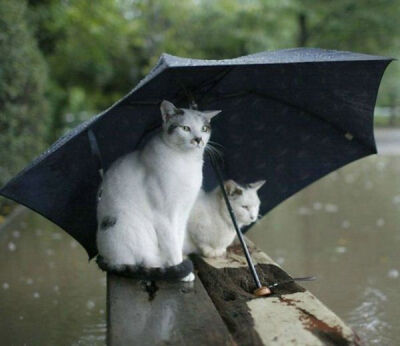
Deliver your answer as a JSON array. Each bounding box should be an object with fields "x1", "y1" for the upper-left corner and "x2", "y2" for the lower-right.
[
  {"x1": 205, "y1": 142, "x2": 224, "y2": 163},
  {"x1": 206, "y1": 142, "x2": 224, "y2": 161},
  {"x1": 208, "y1": 140, "x2": 224, "y2": 150}
]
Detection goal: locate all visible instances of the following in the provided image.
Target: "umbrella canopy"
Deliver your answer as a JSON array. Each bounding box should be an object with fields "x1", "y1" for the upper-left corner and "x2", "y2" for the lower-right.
[{"x1": 0, "y1": 48, "x2": 392, "y2": 259}]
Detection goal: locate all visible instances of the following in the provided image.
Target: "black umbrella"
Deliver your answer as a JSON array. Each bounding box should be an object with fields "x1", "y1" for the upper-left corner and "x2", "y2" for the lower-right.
[{"x1": 0, "y1": 48, "x2": 391, "y2": 291}]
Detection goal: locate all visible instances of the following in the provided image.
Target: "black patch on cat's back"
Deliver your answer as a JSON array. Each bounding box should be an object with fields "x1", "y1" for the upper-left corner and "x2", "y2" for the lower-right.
[{"x1": 100, "y1": 216, "x2": 117, "y2": 230}]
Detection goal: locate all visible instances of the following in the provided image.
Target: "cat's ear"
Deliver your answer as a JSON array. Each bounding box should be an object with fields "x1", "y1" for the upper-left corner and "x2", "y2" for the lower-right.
[
  {"x1": 160, "y1": 100, "x2": 183, "y2": 122},
  {"x1": 224, "y1": 180, "x2": 243, "y2": 197},
  {"x1": 248, "y1": 180, "x2": 266, "y2": 191},
  {"x1": 202, "y1": 110, "x2": 221, "y2": 121}
]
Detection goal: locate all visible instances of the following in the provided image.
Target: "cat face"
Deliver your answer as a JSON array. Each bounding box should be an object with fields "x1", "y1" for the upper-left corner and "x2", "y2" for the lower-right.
[
  {"x1": 160, "y1": 100, "x2": 220, "y2": 151},
  {"x1": 223, "y1": 180, "x2": 266, "y2": 227}
]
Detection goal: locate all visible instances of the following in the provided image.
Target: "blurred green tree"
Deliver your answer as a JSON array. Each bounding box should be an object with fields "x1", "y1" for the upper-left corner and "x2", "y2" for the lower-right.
[
  {"x1": 0, "y1": 0, "x2": 48, "y2": 193},
  {"x1": 1, "y1": 0, "x2": 399, "y2": 198},
  {"x1": 27, "y1": 0, "x2": 398, "y2": 131}
]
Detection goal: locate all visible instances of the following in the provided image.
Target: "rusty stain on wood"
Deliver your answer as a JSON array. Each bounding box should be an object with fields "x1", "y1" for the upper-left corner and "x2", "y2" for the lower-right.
[{"x1": 193, "y1": 239, "x2": 361, "y2": 346}]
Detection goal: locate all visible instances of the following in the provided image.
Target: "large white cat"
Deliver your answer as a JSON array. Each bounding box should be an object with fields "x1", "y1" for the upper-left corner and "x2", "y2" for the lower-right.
[
  {"x1": 184, "y1": 180, "x2": 265, "y2": 258},
  {"x1": 96, "y1": 100, "x2": 220, "y2": 281}
]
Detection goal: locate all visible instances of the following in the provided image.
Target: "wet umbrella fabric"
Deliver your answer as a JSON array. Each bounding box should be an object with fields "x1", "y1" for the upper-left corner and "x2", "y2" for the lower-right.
[{"x1": 0, "y1": 48, "x2": 392, "y2": 259}]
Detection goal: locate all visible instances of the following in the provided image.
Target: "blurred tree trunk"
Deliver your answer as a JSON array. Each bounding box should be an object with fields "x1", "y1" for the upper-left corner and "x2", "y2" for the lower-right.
[{"x1": 297, "y1": 12, "x2": 309, "y2": 47}]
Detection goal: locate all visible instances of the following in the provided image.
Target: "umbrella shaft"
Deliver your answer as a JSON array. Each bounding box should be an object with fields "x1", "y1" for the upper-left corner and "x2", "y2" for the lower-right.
[{"x1": 210, "y1": 157, "x2": 262, "y2": 289}]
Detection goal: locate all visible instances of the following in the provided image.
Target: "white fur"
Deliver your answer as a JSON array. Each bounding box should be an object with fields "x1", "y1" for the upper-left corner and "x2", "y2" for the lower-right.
[
  {"x1": 96, "y1": 101, "x2": 220, "y2": 281},
  {"x1": 184, "y1": 180, "x2": 265, "y2": 258}
]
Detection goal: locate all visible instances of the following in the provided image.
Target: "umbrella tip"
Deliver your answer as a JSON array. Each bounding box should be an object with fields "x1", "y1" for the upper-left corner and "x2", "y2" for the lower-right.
[{"x1": 253, "y1": 286, "x2": 272, "y2": 297}]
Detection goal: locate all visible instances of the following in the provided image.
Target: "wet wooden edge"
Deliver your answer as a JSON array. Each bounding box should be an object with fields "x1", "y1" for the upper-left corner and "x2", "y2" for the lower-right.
[
  {"x1": 107, "y1": 272, "x2": 235, "y2": 346},
  {"x1": 192, "y1": 239, "x2": 362, "y2": 346}
]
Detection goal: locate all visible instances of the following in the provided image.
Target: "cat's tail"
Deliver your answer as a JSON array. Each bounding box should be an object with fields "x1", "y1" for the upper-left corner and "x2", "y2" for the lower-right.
[{"x1": 96, "y1": 255, "x2": 193, "y2": 281}]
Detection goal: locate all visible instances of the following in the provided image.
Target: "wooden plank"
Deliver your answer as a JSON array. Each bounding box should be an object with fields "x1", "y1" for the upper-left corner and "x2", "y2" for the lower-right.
[
  {"x1": 192, "y1": 240, "x2": 361, "y2": 346},
  {"x1": 107, "y1": 273, "x2": 235, "y2": 346}
]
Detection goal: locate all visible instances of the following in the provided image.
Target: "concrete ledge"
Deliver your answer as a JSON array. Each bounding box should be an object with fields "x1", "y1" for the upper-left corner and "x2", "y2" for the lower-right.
[
  {"x1": 107, "y1": 273, "x2": 234, "y2": 346},
  {"x1": 107, "y1": 240, "x2": 360, "y2": 345}
]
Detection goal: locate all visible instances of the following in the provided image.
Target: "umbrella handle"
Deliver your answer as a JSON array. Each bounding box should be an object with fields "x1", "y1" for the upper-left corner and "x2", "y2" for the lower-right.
[{"x1": 209, "y1": 153, "x2": 270, "y2": 296}]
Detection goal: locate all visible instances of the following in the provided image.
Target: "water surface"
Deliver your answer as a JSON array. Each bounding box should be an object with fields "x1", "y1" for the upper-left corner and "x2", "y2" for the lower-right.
[
  {"x1": 249, "y1": 155, "x2": 400, "y2": 345},
  {"x1": 0, "y1": 211, "x2": 106, "y2": 345},
  {"x1": 0, "y1": 155, "x2": 399, "y2": 345}
]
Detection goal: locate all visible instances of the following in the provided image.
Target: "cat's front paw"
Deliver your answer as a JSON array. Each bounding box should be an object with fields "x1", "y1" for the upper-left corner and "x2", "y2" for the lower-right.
[
  {"x1": 214, "y1": 248, "x2": 227, "y2": 257},
  {"x1": 181, "y1": 272, "x2": 195, "y2": 282},
  {"x1": 200, "y1": 245, "x2": 217, "y2": 258},
  {"x1": 200, "y1": 246, "x2": 225, "y2": 258}
]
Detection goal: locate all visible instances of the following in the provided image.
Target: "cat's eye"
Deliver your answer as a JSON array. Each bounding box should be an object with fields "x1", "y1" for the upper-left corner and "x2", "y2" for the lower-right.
[
  {"x1": 181, "y1": 126, "x2": 191, "y2": 132},
  {"x1": 242, "y1": 205, "x2": 249, "y2": 210},
  {"x1": 201, "y1": 125, "x2": 210, "y2": 132}
]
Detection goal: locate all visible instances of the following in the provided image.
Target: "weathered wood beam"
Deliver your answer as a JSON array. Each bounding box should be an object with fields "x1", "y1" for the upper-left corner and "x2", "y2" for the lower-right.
[
  {"x1": 192, "y1": 240, "x2": 361, "y2": 346},
  {"x1": 107, "y1": 273, "x2": 235, "y2": 346}
]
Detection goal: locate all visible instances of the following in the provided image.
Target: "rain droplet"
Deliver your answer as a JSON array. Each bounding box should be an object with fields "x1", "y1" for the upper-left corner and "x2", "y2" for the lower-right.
[
  {"x1": 26, "y1": 278, "x2": 33, "y2": 285},
  {"x1": 376, "y1": 219, "x2": 385, "y2": 227},
  {"x1": 8, "y1": 242, "x2": 16, "y2": 251},
  {"x1": 392, "y1": 195, "x2": 400, "y2": 204},
  {"x1": 70, "y1": 241, "x2": 78, "y2": 249},
  {"x1": 87, "y1": 300, "x2": 95, "y2": 309},
  {"x1": 341, "y1": 220, "x2": 350, "y2": 229},
  {"x1": 19, "y1": 316, "x2": 24, "y2": 320},
  {"x1": 51, "y1": 233, "x2": 62, "y2": 240},
  {"x1": 313, "y1": 202, "x2": 322, "y2": 210},
  {"x1": 335, "y1": 246, "x2": 347, "y2": 254},
  {"x1": 275, "y1": 257, "x2": 285, "y2": 265},
  {"x1": 345, "y1": 132, "x2": 354, "y2": 141},
  {"x1": 46, "y1": 249, "x2": 55, "y2": 256},
  {"x1": 33, "y1": 292, "x2": 40, "y2": 298},
  {"x1": 3, "y1": 282, "x2": 10, "y2": 290},
  {"x1": 54, "y1": 285, "x2": 59, "y2": 292},
  {"x1": 12, "y1": 231, "x2": 20, "y2": 238},
  {"x1": 387, "y1": 269, "x2": 399, "y2": 279},
  {"x1": 325, "y1": 204, "x2": 338, "y2": 213}
]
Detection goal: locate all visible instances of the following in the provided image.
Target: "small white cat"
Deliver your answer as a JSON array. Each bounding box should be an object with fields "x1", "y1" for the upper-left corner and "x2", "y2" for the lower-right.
[
  {"x1": 184, "y1": 180, "x2": 265, "y2": 258},
  {"x1": 96, "y1": 100, "x2": 220, "y2": 281}
]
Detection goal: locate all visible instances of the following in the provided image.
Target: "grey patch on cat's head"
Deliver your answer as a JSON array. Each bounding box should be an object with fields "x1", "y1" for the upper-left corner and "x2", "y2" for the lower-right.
[
  {"x1": 167, "y1": 123, "x2": 179, "y2": 134},
  {"x1": 100, "y1": 216, "x2": 117, "y2": 230},
  {"x1": 160, "y1": 100, "x2": 184, "y2": 123},
  {"x1": 224, "y1": 180, "x2": 243, "y2": 197}
]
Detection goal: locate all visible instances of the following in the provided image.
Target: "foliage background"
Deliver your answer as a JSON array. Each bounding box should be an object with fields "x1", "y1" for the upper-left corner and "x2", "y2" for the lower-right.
[{"x1": 0, "y1": 0, "x2": 399, "y2": 211}]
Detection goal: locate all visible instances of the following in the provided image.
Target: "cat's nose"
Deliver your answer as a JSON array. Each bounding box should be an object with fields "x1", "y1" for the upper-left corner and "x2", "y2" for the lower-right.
[{"x1": 193, "y1": 137, "x2": 202, "y2": 144}]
